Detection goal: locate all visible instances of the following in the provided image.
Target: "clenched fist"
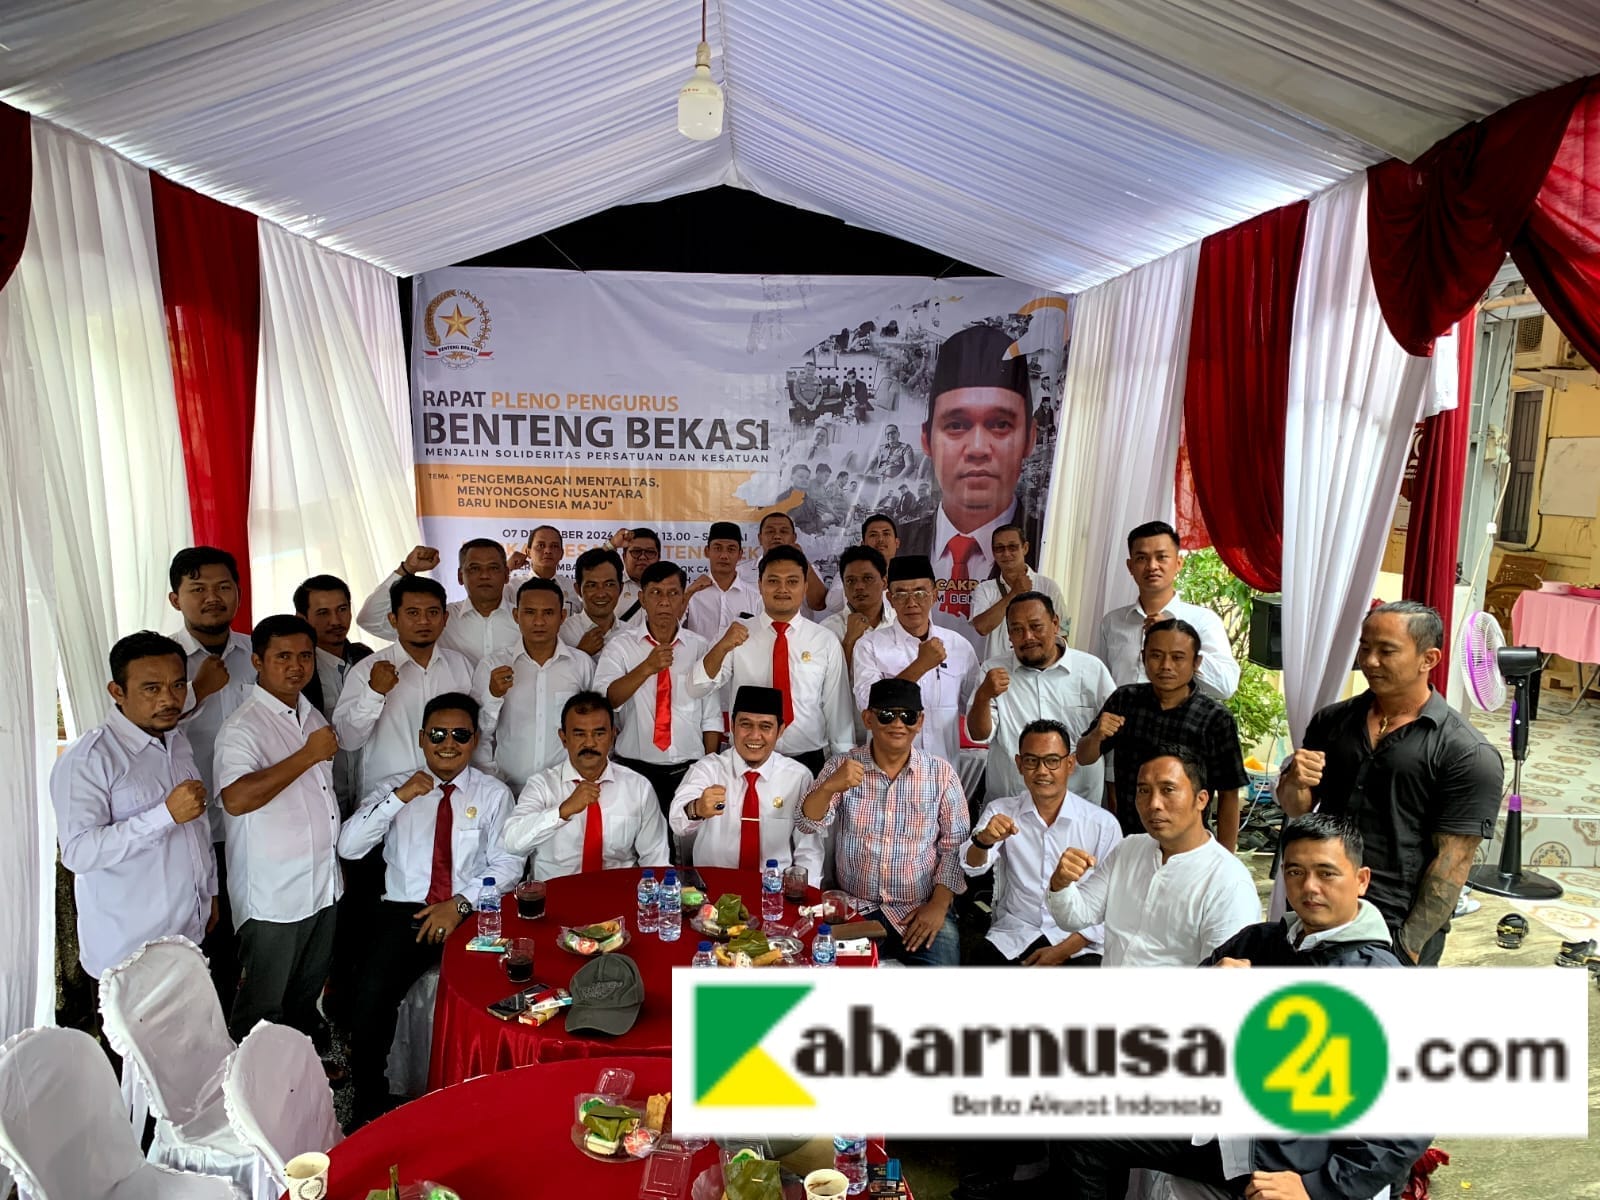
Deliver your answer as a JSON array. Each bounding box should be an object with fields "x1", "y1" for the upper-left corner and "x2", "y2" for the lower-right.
[
  {"x1": 488, "y1": 665, "x2": 515, "y2": 698},
  {"x1": 844, "y1": 612, "x2": 872, "y2": 642},
  {"x1": 1281, "y1": 749, "x2": 1325, "y2": 790},
  {"x1": 303, "y1": 726, "x2": 339, "y2": 762},
  {"x1": 915, "y1": 637, "x2": 947, "y2": 669},
  {"x1": 719, "y1": 621, "x2": 750, "y2": 651},
  {"x1": 192, "y1": 655, "x2": 230, "y2": 703},
  {"x1": 1095, "y1": 712, "x2": 1125, "y2": 740},
  {"x1": 1050, "y1": 847, "x2": 1096, "y2": 891},
  {"x1": 694, "y1": 785, "x2": 728, "y2": 819},
  {"x1": 369, "y1": 660, "x2": 400, "y2": 696},
  {"x1": 685, "y1": 574, "x2": 714, "y2": 598},
  {"x1": 395, "y1": 771, "x2": 435, "y2": 802},
  {"x1": 1141, "y1": 608, "x2": 1173, "y2": 632},
  {"x1": 576, "y1": 627, "x2": 606, "y2": 656},
  {"x1": 644, "y1": 643, "x2": 675, "y2": 674},
  {"x1": 981, "y1": 667, "x2": 1010, "y2": 697},
  {"x1": 567, "y1": 780, "x2": 602, "y2": 814},
  {"x1": 402, "y1": 546, "x2": 441, "y2": 575},
  {"x1": 165, "y1": 780, "x2": 207, "y2": 824},
  {"x1": 826, "y1": 759, "x2": 865, "y2": 794},
  {"x1": 979, "y1": 812, "x2": 1019, "y2": 844}
]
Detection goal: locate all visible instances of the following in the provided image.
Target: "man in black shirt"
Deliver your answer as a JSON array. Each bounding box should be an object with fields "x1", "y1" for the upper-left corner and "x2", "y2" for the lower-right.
[
  {"x1": 1078, "y1": 618, "x2": 1247, "y2": 848},
  {"x1": 1276, "y1": 601, "x2": 1503, "y2": 965}
]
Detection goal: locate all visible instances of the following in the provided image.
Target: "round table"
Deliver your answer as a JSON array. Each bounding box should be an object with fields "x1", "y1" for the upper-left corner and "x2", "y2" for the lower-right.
[{"x1": 430, "y1": 867, "x2": 866, "y2": 1089}]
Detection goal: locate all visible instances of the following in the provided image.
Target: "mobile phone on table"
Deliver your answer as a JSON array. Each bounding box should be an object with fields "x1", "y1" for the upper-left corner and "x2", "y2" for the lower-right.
[{"x1": 488, "y1": 985, "x2": 553, "y2": 1021}]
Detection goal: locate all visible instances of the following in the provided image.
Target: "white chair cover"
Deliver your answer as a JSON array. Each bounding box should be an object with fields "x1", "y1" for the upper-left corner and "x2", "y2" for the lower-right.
[
  {"x1": 385, "y1": 965, "x2": 439, "y2": 1099},
  {"x1": 98, "y1": 936, "x2": 259, "y2": 1198},
  {"x1": 0, "y1": 1026, "x2": 234, "y2": 1200},
  {"x1": 223, "y1": 1022, "x2": 343, "y2": 1196}
]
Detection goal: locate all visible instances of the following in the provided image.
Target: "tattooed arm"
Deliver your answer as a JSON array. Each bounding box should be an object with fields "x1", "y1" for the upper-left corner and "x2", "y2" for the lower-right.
[{"x1": 1398, "y1": 833, "x2": 1481, "y2": 962}]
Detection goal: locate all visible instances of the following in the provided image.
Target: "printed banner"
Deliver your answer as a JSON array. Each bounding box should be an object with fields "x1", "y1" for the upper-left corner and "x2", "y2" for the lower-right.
[
  {"x1": 409, "y1": 269, "x2": 1068, "y2": 634},
  {"x1": 670, "y1": 969, "x2": 1588, "y2": 1137}
]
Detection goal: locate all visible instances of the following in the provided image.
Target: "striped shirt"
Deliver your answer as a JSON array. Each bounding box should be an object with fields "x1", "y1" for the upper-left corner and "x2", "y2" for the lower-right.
[{"x1": 796, "y1": 745, "x2": 969, "y2": 932}]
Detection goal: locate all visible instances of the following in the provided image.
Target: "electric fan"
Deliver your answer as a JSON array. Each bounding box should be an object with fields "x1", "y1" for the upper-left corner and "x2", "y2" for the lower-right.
[{"x1": 1459, "y1": 612, "x2": 1564, "y2": 901}]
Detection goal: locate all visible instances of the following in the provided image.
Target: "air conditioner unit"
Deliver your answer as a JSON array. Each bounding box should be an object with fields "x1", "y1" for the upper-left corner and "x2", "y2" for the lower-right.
[
  {"x1": 1513, "y1": 315, "x2": 1546, "y2": 370},
  {"x1": 1553, "y1": 332, "x2": 1590, "y2": 370},
  {"x1": 1521, "y1": 314, "x2": 1594, "y2": 371}
]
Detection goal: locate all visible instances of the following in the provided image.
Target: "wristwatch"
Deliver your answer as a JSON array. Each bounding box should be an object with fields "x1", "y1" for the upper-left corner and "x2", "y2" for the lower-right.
[
  {"x1": 453, "y1": 895, "x2": 473, "y2": 919},
  {"x1": 970, "y1": 831, "x2": 995, "y2": 851}
]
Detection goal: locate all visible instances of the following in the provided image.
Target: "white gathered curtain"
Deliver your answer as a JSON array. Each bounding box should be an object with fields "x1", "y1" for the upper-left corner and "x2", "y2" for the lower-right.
[
  {"x1": 1280, "y1": 172, "x2": 1434, "y2": 742},
  {"x1": 250, "y1": 222, "x2": 420, "y2": 620},
  {"x1": 1047, "y1": 242, "x2": 1199, "y2": 650}
]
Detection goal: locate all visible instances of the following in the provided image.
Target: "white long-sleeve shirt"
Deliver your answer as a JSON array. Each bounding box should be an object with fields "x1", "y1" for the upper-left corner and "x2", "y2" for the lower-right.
[
  {"x1": 337, "y1": 766, "x2": 524, "y2": 903},
  {"x1": 502, "y1": 760, "x2": 672, "y2": 881},
  {"x1": 688, "y1": 611, "x2": 853, "y2": 757},
  {"x1": 684, "y1": 574, "x2": 762, "y2": 641},
  {"x1": 471, "y1": 642, "x2": 594, "y2": 792},
  {"x1": 174, "y1": 628, "x2": 255, "y2": 841},
  {"x1": 969, "y1": 572, "x2": 1065, "y2": 661},
  {"x1": 52, "y1": 710, "x2": 217, "y2": 978},
  {"x1": 668, "y1": 750, "x2": 822, "y2": 878},
  {"x1": 1045, "y1": 833, "x2": 1261, "y2": 967},
  {"x1": 851, "y1": 622, "x2": 981, "y2": 764},
  {"x1": 595, "y1": 626, "x2": 722, "y2": 764},
  {"x1": 977, "y1": 645, "x2": 1115, "y2": 807},
  {"x1": 1095, "y1": 598, "x2": 1241, "y2": 701},
  {"x1": 962, "y1": 790, "x2": 1121, "y2": 960},
  {"x1": 215, "y1": 687, "x2": 343, "y2": 928},
  {"x1": 356, "y1": 570, "x2": 522, "y2": 664},
  {"x1": 332, "y1": 643, "x2": 475, "y2": 798}
]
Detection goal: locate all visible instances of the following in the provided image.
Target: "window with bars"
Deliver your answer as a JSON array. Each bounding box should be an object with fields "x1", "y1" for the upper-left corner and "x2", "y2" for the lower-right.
[{"x1": 1497, "y1": 388, "x2": 1545, "y2": 544}]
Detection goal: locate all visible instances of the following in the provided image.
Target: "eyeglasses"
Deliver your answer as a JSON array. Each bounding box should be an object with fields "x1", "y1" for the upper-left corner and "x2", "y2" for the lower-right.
[
  {"x1": 425, "y1": 727, "x2": 475, "y2": 745},
  {"x1": 870, "y1": 708, "x2": 920, "y2": 726},
  {"x1": 1018, "y1": 754, "x2": 1069, "y2": 771},
  {"x1": 888, "y1": 588, "x2": 932, "y2": 604},
  {"x1": 626, "y1": 548, "x2": 660, "y2": 560}
]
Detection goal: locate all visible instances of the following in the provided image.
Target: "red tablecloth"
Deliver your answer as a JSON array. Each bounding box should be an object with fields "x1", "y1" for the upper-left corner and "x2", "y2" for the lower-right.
[
  {"x1": 1512, "y1": 589, "x2": 1600, "y2": 664},
  {"x1": 430, "y1": 867, "x2": 870, "y2": 1089},
  {"x1": 319, "y1": 1057, "x2": 897, "y2": 1200}
]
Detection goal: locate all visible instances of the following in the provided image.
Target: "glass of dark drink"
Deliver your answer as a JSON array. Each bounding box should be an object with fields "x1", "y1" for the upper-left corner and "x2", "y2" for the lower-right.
[
  {"x1": 503, "y1": 938, "x2": 535, "y2": 982},
  {"x1": 783, "y1": 865, "x2": 809, "y2": 903},
  {"x1": 514, "y1": 880, "x2": 546, "y2": 920}
]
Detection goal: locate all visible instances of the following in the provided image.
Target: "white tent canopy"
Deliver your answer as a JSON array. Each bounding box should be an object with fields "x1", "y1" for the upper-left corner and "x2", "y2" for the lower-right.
[{"x1": 3, "y1": 0, "x2": 1597, "y2": 286}]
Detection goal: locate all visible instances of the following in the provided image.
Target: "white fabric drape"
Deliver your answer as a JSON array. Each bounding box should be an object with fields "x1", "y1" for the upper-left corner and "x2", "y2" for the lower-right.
[
  {"x1": 0, "y1": 120, "x2": 192, "y2": 733},
  {"x1": 249, "y1": 223, "x2": 420, "y2": 620},
  {"x1": 1049, "y1": 243, "x2": 1199, "y2": 649},
  {"x1": 327, "y1": 252, "x2": 415, "y2": 511},
  {"x1": 1281, "y1": 174, "x2": 1433, "y2": 743}
]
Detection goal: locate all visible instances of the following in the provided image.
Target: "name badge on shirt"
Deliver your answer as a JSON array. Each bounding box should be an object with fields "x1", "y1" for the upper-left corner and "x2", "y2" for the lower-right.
[{"x1": 773, "y1": 797, "x2": 784, "y2": 809}]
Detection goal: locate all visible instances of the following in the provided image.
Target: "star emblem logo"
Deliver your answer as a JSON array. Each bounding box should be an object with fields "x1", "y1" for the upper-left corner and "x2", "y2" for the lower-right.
[{"x1": 439, "y1": 304, "x2": 475, "y2": 339}]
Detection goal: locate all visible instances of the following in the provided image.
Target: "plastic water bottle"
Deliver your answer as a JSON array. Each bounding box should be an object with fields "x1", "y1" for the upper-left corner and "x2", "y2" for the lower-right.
[
  {"x1": 692, "y1": 940, "x2": 717, "y2": 968},
  {"x1": 761, "y1": 859, "x2": 784, "y2": 925},
  {"x1": 832, "y1": 1136, "x2": 868, "y2": 1194},
  {"x1": 812, "y1": 923, "x2": 836, "y2": 967},
  {"x1": 636, "y1": 870, "x2": 659, "y2": 934},
  {"x1": 476, "y1": 877, "x2": 501, "y2": 941},
  {"x1": 659, "y1": 870, "x2": 682, "y2": 941}
]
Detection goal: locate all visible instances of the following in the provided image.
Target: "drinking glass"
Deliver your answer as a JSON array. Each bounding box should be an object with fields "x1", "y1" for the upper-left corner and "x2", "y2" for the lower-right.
[
  {"x1": 515, "y1": 880, "x2": 547, "y2": 920},
  {"x1": 502, "y1": 937, "x2": 535, "y2": 982},
  {"x1": 782, "y1": 865, "x2": 809, "y2": 903}
]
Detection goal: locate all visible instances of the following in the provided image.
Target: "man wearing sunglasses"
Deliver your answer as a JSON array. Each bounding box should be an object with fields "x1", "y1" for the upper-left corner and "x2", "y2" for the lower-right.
[
  {"x1": 852, "y1": 555, "x2": 981, "y2": 767},
  {"x1": 337, "y1": 692, "x2": 524, "y2": 1124},
  {"x1": 798, "y1": 678, "x2": 969, "y2": 966}
]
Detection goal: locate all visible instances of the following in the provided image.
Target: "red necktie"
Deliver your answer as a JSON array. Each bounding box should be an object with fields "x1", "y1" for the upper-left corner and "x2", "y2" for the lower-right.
[
  {"x1": 581, "y1": 786, "x2": 605, "y2": 873},
  {"x1": 425, "y1": 782, "x2": 456, "y2": 904},
  {"x1": 940, "y1": 534, "x2": 981, "y2": 619},
  {"x1": 771, "y1": 621, "x2": 794, "y2": 724},
  {"x1": 648, "y1": 635, "x2": 673, "y2": 752},
  {"x1": 739, "y1": 770, "x2": 762, "y2": 871}
]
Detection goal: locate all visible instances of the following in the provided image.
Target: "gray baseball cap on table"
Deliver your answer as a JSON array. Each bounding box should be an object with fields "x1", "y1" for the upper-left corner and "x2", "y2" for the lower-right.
[{"x1": 566, "y1": 953, "x2": 644, "y2": 1035}]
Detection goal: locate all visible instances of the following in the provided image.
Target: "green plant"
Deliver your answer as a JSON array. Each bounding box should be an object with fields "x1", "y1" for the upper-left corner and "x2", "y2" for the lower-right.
[{"x1": 1175, "y1": 548, "x2": 1289, "y2": 757}]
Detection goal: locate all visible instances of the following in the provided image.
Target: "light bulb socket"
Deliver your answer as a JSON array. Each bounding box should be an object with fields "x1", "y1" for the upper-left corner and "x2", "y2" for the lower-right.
[{"x1": 695, "y1": 40, "x2": 712, "y2": 69}]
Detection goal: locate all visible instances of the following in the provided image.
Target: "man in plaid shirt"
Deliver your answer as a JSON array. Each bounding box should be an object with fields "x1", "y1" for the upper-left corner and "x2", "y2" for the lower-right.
[{"x1": 799, "y1": 678, "x2": 969, "y2": 965}]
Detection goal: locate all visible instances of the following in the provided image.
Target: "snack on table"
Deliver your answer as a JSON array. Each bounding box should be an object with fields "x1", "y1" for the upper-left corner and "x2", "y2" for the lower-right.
[
  {"x1": 713, "y1": 929, "x2": 784, "y2": 967},
  {"x1": 622, "y1": 1127, "x2": 659, "y2": 1156},
  {"x1": 585, "y1": 1130, "x2": 621, "y2": 1156},
  {"x1": 579, "y1": 1099, "x2": 660, "y2": 1159},
  {"x1": 559, "y1": 917, "x2": 628, "y2": 955},
  {"x1": 645, "y1": 1091, "x2": 671, "y2": 1133},
  {"x1": 724, "y1": 1152, "x2": 783, "y2": 1200},
  {"x1": 680, "y1": 886, "x2": 705, "y2": 908}
]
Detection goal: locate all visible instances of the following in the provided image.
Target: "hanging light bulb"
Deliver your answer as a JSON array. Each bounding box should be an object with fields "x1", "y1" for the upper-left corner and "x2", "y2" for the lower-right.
[{"x1": 677, "y1": 2, "x2": 723, "y2": 140}]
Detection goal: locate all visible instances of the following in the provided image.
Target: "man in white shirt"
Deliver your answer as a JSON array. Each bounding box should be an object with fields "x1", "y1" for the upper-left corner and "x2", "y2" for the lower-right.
[
  {"x1": 753, "y1": 510, "x2": 832, "y2": 614},
  {"x1": 473, "y1": 577, "x2": 594, "y2": 793},
  {"x1": 169, "y1": 545, "x2": 254, "y2": 999},
  {"x1": 53, "y1": 632, "x2": 218, "y2": 980},
  {"x1": 968, "y1": 523, "x2": 1066, "y2": 660},
  {"x1": 684, "y1": 521, "x2": 761, "y2": 640},
  {"x1": 821, "y1": 545, "x2": 897, "y2": 667},
  {"x1": 816, "y1": 513, "x2": 902, "y2": 617},
  {"x1": 1095, "y1": 520, "x2": 1240, "y2": 700},
  {"x1": 1046, "y1": 747, "x2": 1260, "y2": 967},
  {"x1": 968, "y1": 591, "x2": 1114, "y2": 807},
  {"x1": 526, "y1": 524, "x2": 580, "y2": 613},
  {"x1": 963, "y1": 720, "x2": 1121, "y2": 966},
  {"x1": 610, "y1": 526, "x2": 661, "y2": 623},
  {"x1": 338, "y1": 692, "x2": 523, "y2": 1122},
  {"x1": 560, "y1": 546, "x2": 636, "y2": 656},
  {"x1": 334, "y1": 576, "x2": 476, "y2": 800},
  {"x1": 852, "y1": 555, "x2": 981, "y2": 766},
  {"x1": 595, "y1": 562, "x2": 722, "y2": 826},
  {"x1": 215, "y1": 615, "x2": 341, "y2": 1041},
  {"x1": 690, "y1": 545, "x2": 854, "y2": 775},
  {"x1": 293, "y1": 573, "x2": 374, "y2": 814},
  {"x1": 670, "y1": 686, "x2": 822, "y2": 878},
  {"x1": 356, "y1": 540, "x2": 521, "y2": 664},
  {"x1": 502, "y1": 692, "x2": 672, "y2": 880}
]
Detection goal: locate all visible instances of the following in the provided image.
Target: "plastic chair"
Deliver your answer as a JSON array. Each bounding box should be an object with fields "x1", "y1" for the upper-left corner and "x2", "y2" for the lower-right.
[
  {"x1": 0, "y1": 1026, "x2": 235, "y2": 1199},
  {"x1": 98, "y1": 937, "x2": 258, "y2": 1197},
  {"x1": 222, "y1": 1022, "x2": 343, "y2": 1196}
]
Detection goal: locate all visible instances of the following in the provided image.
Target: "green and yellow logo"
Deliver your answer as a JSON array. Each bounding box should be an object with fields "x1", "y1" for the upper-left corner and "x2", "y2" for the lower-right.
[
  {"x1": 1235, "y1": 983, "x2": 1388, "y2": 1132},
  {"x1": 695, "y1": 984, "x2": 816, "y2": 1107}
]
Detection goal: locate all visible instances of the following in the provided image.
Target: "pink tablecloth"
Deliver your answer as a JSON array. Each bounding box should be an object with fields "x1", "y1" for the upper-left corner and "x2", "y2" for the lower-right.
[{"x1": 1511, "y1": 590, "x2": 1600, "y2": 664}]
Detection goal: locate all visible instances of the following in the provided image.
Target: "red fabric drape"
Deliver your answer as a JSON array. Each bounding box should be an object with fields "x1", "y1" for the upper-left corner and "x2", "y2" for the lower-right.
[
  {"x1": 150, "y1": 176, "x2": 261, "y2": 627},
  {"x1": 1512, "y1": 81, "x2": 1600, "y2": 370},
  {"x1": 0, "y1": 103, "x2": 30, "y2": 294},
  {"x1": 1368, "y1": 80, "x2": 1584, "y2": 357},
  {"x1": 1401, "y1": 315, "x2": 1475, "y2": 692},
  {"x1": 1173, "y1": 436, "x2": 1211, "y2": 552},
  {"x1": 1180, "y1": 200, "x2": 1307, "y2": 593}
]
